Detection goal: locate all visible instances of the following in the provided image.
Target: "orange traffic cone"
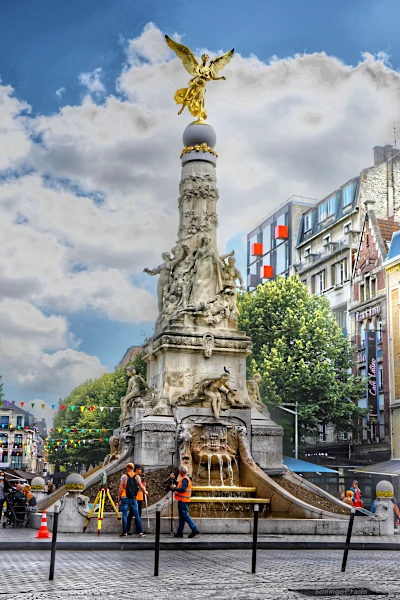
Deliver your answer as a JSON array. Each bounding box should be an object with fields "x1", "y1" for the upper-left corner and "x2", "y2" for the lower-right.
[{"x1": 36, "y1": 511, "x2": 51, "y2": 539}]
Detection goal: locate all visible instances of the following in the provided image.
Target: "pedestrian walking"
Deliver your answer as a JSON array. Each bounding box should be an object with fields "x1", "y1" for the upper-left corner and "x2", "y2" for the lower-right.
[
  {"x1": 118, "y1": 463, "x2": 147, "y2": 537},
  {"x1": 170, "y1": 465, "x2": 199, "y2": 538},
  {"x1": 127, "y1": 465, "x2": 145, "y2": 534},
  {"x1": 350, "y1": 480, "x2": 364, "y2": 507}
]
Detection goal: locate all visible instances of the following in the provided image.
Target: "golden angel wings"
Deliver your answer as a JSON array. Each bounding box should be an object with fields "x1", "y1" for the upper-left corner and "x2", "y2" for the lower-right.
[{"x1": 165, "y1": 35, "x2": 234, "y2": 121}]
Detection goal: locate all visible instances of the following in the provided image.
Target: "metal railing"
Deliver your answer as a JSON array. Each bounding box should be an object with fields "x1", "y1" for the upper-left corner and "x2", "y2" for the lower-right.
[{"x1": 294, "y1": 234, "x2": 354, "y2": 273}]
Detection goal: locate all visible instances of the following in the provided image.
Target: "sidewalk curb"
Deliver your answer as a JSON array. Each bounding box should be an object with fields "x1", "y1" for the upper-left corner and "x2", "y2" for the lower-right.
[{"x1": 2, "y1": 540, "x2": 400, "y2": 551}]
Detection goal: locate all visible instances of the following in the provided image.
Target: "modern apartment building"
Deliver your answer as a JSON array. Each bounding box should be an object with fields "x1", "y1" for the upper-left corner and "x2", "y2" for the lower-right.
[{"x1": 246, "y1": 197, "x2": 315, "y2": 290}]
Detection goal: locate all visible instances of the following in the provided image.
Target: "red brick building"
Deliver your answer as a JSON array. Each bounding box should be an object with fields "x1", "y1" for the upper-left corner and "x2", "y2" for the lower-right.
[{"x1": 350, "y1": 209, "x2": 400, "y2": 456}]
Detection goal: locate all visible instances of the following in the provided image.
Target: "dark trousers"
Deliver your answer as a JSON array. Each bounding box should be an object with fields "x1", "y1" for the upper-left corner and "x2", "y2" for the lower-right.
[
  {"x1": 121, "y1": 497, "x2": 143, "y2": 535},
  {"x1": 127, "y1": 500, "x2": 143, "y2": 532},
  {"x1": 177, "y1": 501, "x2": 198, "y2": 533}
]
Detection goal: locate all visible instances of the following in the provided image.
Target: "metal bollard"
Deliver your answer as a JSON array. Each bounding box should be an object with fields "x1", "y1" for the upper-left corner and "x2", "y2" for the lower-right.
[
  {"x1": 49, "y1": 504, "x2": 60, "y2": 581},
  {"x1": 252, "y1": 503, "x2": 259, "y2": 574},
  {"x1": 154, "y1": 503, "x2": 161, "y2": 576},
  {"x1": 341, "y1": 506, "x2": 356, "y2": 573}
]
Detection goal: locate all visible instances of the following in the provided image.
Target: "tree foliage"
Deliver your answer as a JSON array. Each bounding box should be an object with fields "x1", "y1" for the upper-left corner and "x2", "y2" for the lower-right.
[
  {"x1": 238, "y1": 276, "x2": 366, "y2": 438},
  {"x1": 47, "y1": 368, "x2": 129, "y2": 470}
]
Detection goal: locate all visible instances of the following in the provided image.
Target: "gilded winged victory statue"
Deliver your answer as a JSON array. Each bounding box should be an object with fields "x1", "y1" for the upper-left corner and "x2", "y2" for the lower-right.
[{"x1": 165, "y1": 35, "x2": 234, "y2": 121}]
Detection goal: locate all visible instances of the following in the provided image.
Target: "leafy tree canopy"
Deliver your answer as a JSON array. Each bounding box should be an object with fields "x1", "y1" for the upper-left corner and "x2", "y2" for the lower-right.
[
  {"x1": 238, "y1": 276, "x2": 366, "y2": 438},
  {"x1": 47, "y1": 367, "x2": 130, "y2": 470}
]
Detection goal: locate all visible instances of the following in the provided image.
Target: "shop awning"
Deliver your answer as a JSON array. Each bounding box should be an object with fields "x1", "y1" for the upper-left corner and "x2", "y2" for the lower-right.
[
  {"x1": 283, "y1": 456, "x2": 339, "y2": 474},
  {"x1": 351, "y1": 459, "x2": 400, "y2": 477}
]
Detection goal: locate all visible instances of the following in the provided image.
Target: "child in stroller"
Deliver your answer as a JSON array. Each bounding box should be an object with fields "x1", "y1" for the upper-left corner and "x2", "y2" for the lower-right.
[{"x1": 2, "y1": 484, "x2": 30, "y2": 528}]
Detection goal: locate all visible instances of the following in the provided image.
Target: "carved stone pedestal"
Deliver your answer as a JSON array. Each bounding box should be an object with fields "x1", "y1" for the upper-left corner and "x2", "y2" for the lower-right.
[
  {"x1": 250, "y1": 407, "x2": 284, "y2": 470},
  {"x1": 133, "y1": 416, "x2": 176, "y2": 466}
]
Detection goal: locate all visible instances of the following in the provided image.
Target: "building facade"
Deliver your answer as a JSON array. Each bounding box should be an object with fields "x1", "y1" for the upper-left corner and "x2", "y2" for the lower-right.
[
  {"x1": 349, "y1": 211, "x2": 400, "y2": 460},
  {"x1": 246, "y1": 198, "x2": 315, "y2": 290},
  {"x1": 0, "y1": 402, "x2": 47, "y2": 473},
  {"x1": 384, "y1": 230, "x2": 400, "y2": 459}
]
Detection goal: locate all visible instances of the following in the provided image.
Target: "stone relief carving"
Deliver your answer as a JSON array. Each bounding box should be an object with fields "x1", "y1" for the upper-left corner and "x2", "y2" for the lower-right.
[
  {"x1": 150, "y1": 333, "x2": 251, "y2": 353},
  {"x1": 176, "y1": 373, "x2": 238, "y2": 419},
  {"x1": 134, "y1": 421, "x2": 176, "y2": 432},
  {"x1": 372, "y1": 500, "x2": 389, "y2": 521},
  {"x1": 246, "y1": 374, "x2": 265, "y2": 409},
  {"x1": 203, "y1": 333, "x2": 214, "y2": 358},
  {"x1": 252, "y1": 426, "x2": 284, "y2": 436}
]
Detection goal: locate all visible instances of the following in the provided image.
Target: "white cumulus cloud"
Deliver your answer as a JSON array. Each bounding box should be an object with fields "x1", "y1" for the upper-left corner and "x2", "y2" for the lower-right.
[{"x1": 1, "y1": 22, "x2": 400, "y2": 412}]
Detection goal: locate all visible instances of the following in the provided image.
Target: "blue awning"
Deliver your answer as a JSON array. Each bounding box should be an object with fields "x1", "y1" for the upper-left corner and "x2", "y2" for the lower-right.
[{"x1": 283, "y1": 456, "x2": 339, "y2": 474}]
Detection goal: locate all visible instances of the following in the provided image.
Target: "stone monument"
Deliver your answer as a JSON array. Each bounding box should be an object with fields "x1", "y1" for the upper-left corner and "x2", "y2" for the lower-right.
[{"x1": 113, "y1": 36, "x2": 283, "y2": 473}]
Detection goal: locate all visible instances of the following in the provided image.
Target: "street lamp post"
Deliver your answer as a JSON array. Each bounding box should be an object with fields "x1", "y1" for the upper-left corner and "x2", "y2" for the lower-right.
[{"x1": 277, "y1": 402, "x2": 298, "y2": 460}]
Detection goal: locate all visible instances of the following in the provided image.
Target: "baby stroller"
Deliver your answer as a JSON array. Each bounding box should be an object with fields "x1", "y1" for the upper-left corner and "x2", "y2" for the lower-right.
[{"x1": 2, "y1": 489, "x2": 29, "y2": 528}]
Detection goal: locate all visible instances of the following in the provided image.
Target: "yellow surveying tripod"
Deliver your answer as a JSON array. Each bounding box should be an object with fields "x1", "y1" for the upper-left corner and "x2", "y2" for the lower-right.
[{"x1": 83, "y1": 473, "x2": 121, "y2": 536}]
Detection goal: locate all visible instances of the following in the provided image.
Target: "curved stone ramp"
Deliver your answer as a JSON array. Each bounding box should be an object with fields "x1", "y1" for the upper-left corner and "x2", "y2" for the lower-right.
[
  {"x1": 283, "y1": 468, "x2": 351, "y2": 515},
  {"x1": 36, "y1": 455, "x2": 130, "y2": 511},
  {"x1": 238, "y1": 437, "x2": 350, "y2": 520}
]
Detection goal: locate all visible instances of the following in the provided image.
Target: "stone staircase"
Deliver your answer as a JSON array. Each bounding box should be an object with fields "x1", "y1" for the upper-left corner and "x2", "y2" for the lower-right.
[{"x1": 189, "y1": 485, "x2": 270, "y2": 518}]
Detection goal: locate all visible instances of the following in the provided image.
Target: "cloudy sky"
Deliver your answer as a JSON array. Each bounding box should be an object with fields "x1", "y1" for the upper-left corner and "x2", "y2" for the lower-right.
[{"x1": 1, "y1": 0, "x2": 400, "y2": 425}]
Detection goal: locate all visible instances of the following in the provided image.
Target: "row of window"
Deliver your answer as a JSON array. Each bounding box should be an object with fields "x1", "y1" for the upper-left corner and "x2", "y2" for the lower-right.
[
  {"x1": 359, "y1": 275, "x2": 377, "y2": 302},
  {"x1": 306, "y1": 258, "x2": 349, "y2": 294},
  {"x1": 302, "y1": 222, "x2": 352, "y2": 259},
  {"x1": 248, "y1": 211, "x2": 289, "y2": 262},
  {"x1": 248, "y1": 243, "x2": 290, "y2": 277},
  {"x1": 0, "y1": 416, "x2": 23, "y2": 427},
  {"x1": 303, "y1": 182, "x2": 355, "y2": 233}
]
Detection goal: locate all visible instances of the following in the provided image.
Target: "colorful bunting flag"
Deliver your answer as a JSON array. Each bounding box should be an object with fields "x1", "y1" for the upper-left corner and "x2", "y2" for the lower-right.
[
  {"x1": 21, "y1": 402, "x2": 24, "y2": 407},
  {"x1": 61, "y1": 405, "x2": 65, "y2": 411},
  {"x1": 70, "y1": 406, "x2": 75, "y2": 411},
  {"x1": 41, "y1": 404, "x2": 45, "y2": 409}
]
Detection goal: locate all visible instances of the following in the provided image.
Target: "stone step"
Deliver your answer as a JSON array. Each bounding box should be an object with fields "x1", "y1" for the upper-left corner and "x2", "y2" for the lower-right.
[
  {"x1": 192, "y1": 486, "x2": 256, "y2": 492},
  {"x1": 190, "y1": 497, "x2": 270, "y2": 504}
]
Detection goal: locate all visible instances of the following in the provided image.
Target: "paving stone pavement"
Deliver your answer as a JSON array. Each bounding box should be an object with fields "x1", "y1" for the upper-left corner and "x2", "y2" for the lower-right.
[{"x1": 0, "y1": 549, "x2": 399, "y2": 599}]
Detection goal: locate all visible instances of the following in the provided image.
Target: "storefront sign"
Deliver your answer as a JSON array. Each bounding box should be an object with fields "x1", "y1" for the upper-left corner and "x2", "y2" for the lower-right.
[
  {"x1": 365, "y1": 330, "x2": 378, "y2": 419},
  {"x1": 356, "y1": 305, "x2": 381, "y2": 322}
]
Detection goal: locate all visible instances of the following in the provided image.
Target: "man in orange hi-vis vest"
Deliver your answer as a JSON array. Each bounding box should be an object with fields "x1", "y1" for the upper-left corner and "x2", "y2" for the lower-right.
[{"x1": 170, "y1": 465, "x2": 199, "y2": 538}]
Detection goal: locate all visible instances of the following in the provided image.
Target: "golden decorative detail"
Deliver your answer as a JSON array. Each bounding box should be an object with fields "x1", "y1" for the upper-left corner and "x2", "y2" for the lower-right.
[
  {"x1": 376, "y1": 490, "x2": 394, "y2": 497},
  {"x1": 31, "y1": 485, "x2": 44, "y2": 491},
  {"x1": 165, "y1": 35, "x2": 234, "y2": 121},
  {"x1": 180, "y1": 143, "x2": 218, "y2": 159},
  {"x1": 385, "y1": 264, "x2": 400, "y2": 274},
  {"x1": 65, "y1": 483, "x2": 84, "y2": 492}
]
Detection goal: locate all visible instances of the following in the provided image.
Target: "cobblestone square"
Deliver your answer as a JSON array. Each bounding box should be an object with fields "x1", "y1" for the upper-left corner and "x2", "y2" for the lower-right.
[{"x1": 0, "y1": 549, "x2": 399, "y2": 599}]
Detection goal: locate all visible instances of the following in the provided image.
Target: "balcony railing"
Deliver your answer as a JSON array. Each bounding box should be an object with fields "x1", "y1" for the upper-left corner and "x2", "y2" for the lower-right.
[{"x1": 295, "y1": 234, "x2": 355, "y2": 273}]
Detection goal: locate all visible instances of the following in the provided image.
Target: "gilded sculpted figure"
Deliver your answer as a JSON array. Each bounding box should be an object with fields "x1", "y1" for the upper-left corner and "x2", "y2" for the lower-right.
[{"x1": 165, "y1": 35, "x2": 234, "y2": 121}]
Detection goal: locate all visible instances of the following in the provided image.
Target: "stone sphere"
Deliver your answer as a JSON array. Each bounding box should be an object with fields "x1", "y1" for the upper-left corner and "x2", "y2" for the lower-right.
[
  {"x1": 183, "y1": 122, "x2": 216, "y2": 149},
  {"x1": 376, "y1": 480, "x2": 394, "y2": 498},
  {"x1": 65, "y1": 473, "x2": 85, "y2": 492},
  {"x1": 31, "y1": 476, "x2": 45, "y2": 491}
]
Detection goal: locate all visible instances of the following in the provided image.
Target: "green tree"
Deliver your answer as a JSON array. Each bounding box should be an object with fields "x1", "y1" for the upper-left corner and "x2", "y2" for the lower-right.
[
  {"x1": 47, "y1": 368, "x2": 130, "y2": 469},
  {"x1": 238, "y1": 276, "x2": 366, "y2": 439},
  {"x1": 131, "y1": 351, "x2": 147, "y2": 380}
]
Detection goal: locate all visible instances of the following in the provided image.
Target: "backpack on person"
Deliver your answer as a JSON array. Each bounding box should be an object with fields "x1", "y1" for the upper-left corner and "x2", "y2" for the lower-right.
[{"x1": 125, "y1": 474, "x2": 140, "y2": 499}]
